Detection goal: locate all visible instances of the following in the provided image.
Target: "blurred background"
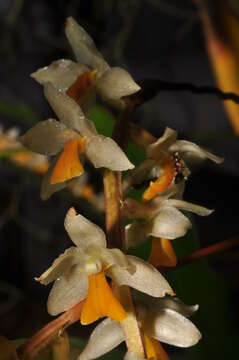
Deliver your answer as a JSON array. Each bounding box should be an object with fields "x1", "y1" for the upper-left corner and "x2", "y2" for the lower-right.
[{"x1": 0, "y1": 0, "x2": 238, "y2": 359}]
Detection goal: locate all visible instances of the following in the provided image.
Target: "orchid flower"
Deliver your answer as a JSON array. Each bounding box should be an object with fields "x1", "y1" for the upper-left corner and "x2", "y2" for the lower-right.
[
  {"x1": 36, "y1": 207, "x2": 173, "y2": 325},
  {"x1": 123, "y1": 185, "x2": 213, "y2": 249},
  {"x1": 78, "y1": 295, "x2": 201, "y2": 360},
  {"x1": 124, "y1": 127, "x2": 223, "y2": 201},
  {"x1": 31, "y1": 17, "x2": 140, "y2": 109},
  {"x1": 20, "y1": 84, "x2": 134, "y2": 200}
]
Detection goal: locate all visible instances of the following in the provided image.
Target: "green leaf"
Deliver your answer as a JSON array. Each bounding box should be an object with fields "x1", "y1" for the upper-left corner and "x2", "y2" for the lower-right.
[
  {"x1": 89, "y1": 105, "x2": 114, "y2": 137},
  {"x1": 0, "y1": 100, "x2": 39, "y2": 126}
]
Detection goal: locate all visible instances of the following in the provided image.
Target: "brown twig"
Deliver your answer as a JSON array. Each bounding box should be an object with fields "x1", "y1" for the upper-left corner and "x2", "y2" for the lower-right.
[
  {"x1": 177, "y1": 235, "x2": 239, "y2": 267},
  {"x1": 127, "y1": 78, "x2": 239, "y2": 107},
  {"x1": 18, "y1": 301, "x2": 83, "y2": 359}
]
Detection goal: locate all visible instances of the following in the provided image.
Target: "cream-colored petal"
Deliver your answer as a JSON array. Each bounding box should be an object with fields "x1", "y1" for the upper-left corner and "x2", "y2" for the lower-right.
[
  {"x1": 19, "y1": 119, "x2": 72, "y2": 156},
  {"x1": 96, "y1": 67, "x2": 140, "y2": 100},
  {"x1": 170, "y1": 140, "x2": 224, "y2": 164},
  {"x1": 78, "y1": 318, "x2": 124, "y2": 360},
  {"x1": 99, "y1": 247, "x2": 135, "y2": 273},
  {"x1": 40, "y1": 155, "x2": 67, "y2": 201},
  {"x1": 44, "y1": 83, "x2": 96, "y2": 136},
  {"x1": 31, "y1": 59, "x2": 87, "y2": 91},
  {"x1": 125, "y1": 221, "x2": 148, "y2": 249},
  {"x1": 85, "y1": 135, "x2": 134, "y2": 171},
  {"x1": 64, "y1": 207, "x2": 107, "y2": 248},
  {"x1": 47, "y1": 265, "x2": 88, "y2": 315},
  {"x1": 145, "y1": 308, "x2": 201, "y2": 347},
  {"x1": 65, "y1": 17, "x2": 109, "y2": 74},
  {"x1": 152, "y1": 296, "x2": 199, "y2": 318},
  {"x1": 148, "y1": 206, "x2": 192, "y2": 240},
  {"x1": 35, "y1": 247, "x2": 81, "y2": 285},
  {"x1": 107, "y1": 256, "x2": 174, "y2": 297},
  {"x1": 146, "y1": 128, "x2": 178, "y2": 160},
  {"x1": 167, "y1": 199, "x2": 213, "y2": 216}
]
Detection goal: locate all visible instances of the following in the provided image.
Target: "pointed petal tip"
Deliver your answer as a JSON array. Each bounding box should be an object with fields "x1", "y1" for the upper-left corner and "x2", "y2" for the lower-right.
[
  {"x1": 67, "y1": 207, "x2": 77, "y2": 217},
  {"x1": 65, "y1": 16, "x2": 73, "y2": 27}
]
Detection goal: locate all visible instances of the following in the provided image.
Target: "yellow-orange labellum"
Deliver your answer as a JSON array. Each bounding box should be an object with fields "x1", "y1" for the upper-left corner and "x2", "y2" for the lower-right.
[
  {"x1": 80, "y1": 271, "x2": 126, "y2": 325},
  {"x1": 66, "y1": 70, "x2": 96, "y2": 106},
  {"x1": 143, "y1": 333, "x2": 170, "y2": 360},
  {"x1": 148, "y1": 237, "x2": 177, "y2": 268},
  {"x1": 50, "y1": 137, "x2": 84, "y2": 184},
  {"x1": 142, "y1": 157, "x2": 175, "y2": 201}
]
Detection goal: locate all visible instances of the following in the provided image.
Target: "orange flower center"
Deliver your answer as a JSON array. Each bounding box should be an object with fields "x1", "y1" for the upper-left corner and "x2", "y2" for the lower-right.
[
  {"x1": 50, "y1": 137, "x2": 84, "y2": 185},
  {"x1": 148, "y1": 237, "x2": 177, "y2": 268},
  {"x1": 80, "y1": 271, "x2": 126, "y2": 325},
  {"x1": 143, "y1": 332, "x2": 170, "y2": 360},
  {"x1": 66, "y1": 70, "x2": 96, "y2": 105},
  {"x1": 142, "y1": 156, "x2": 175, "y2": 201}
]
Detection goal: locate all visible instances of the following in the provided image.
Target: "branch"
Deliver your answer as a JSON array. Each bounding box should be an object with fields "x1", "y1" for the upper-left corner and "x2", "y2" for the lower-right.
[
  {"x1": 127, "y1": 78, "x2": 239, "y2": 107},
  {"x1": 177, "y1": 235, "x2": 239, "y2": 267},
  {"x1": 18, "y1": 301, "x2": 83, "y2": 359}
]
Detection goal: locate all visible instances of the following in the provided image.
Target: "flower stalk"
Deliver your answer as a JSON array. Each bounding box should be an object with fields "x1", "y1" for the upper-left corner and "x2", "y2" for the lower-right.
[
  {"x1": 18, "y1": 301, "x2": 84, "y2": 359},
  {"x1": 103, "y1": 106, "x2": 146, "y2": 357}
]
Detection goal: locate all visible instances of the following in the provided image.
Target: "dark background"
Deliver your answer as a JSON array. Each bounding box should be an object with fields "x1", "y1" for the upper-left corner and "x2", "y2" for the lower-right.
[{"x1": 0, "y1": 0, "x2": 238, "y2": 358}]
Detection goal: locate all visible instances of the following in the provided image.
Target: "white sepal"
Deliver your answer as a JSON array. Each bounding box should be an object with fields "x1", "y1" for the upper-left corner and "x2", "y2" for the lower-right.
[
  {"x1": 35, "y1": 247, "x2": 81, "y2": 285},
  {"x1": 146, "y1": 127, "x2": 178, "y2": 160},
  {"x1": 78, "y1": 318, "x2": 124, "y2": 360},
  {"x1": 170, "y1": 140, "x2": 224, "y2": 164},
  {"x1": 151, "y1": 296, "x2": 199, "y2": 318},
  {"x1": 19, "y1": 119, "x2": 72, "y2": 156},
  {"x1": 85, "y1": 135, "x2": 134, "y2": 171},
  {"x1": 44, "y1": 83, "x2": 96, "y2": 136},
  {"x1": 148, "y1": 205, "x2": 192, "y2": 239},
  {"x1": 96, "y1": 67, "x2": 140, "y2": 100},
  {"x1": 65, "y1": 17, "x2": 109, "y2": 74},
  {"x1": 167, "y1": 199, "x2": 213, "y2": 216},
  {"x1": 145, "y1": 308, "x2": 201, "y2": 347},
  {"x1": 107, "y1": 256, "x2": 174, "y2": 297},
  {"x1": 64, "y1": 207, "x2": 107, "y2": 249},
  {"x1": 47, "y1": 265, "x2": 88, "y2": 315},
  {"x1": 31, "y1": 59, "x2": 87, "y2": 91}
]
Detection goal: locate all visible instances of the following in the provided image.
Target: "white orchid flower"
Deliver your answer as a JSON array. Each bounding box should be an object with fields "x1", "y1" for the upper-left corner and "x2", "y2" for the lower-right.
[
  {"x1": 78, "y1": 296, "x2": 201, "y2": 360},
  {"x1": 124, "y1": 127, "x2": 223, "y2": 201},
  {"x1": 123, "y1": 187, "x2": 213, "y2": 248},
  {"x1": 36, "y1": 208, "x2": 173, "y2": 324},
  {"x1": 31, "y1": 17, "x2": 140, "y2": 109},
  {"x1": 20, "y1": 84, "x2": 134, "y2": 200}
]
